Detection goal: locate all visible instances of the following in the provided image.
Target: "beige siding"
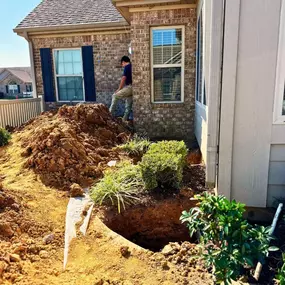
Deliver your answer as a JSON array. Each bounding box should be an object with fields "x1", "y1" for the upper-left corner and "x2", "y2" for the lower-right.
[
  {"x1": 267, "y1": 145, "x2": 285, "y2": 206},
  {"x1": 267, "y1": 185, "x2": 285, "y2": 208},
  {"x1": 218, "y1": 0, "x2": 282, "y2": 207}
]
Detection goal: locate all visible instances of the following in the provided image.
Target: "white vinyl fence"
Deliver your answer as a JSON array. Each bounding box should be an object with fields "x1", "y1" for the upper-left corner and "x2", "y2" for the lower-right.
[{"x1": 0, "y1": 97, "x2": 44, "y2": 128}]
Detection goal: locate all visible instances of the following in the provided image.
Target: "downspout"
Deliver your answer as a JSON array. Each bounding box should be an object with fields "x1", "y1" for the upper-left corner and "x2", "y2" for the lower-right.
[
  {"x1": 215, "y1": 0, "x2": 226, "y2": 191},
  {"x1": 205, "y1": 0, "x2": 225, "y2": 189},
  {"x1": 23, "y1": 31, "x2": 38, "y2": 99}
]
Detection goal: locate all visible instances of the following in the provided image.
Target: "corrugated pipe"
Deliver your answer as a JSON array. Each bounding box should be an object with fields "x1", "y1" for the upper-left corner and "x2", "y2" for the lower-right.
[{"x1": 253, "y1": 203, "x2": 283, "y2": 281}]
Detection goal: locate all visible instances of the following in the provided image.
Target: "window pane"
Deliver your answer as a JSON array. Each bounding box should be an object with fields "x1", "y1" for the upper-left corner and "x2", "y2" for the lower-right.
[
  {"x1": 72, "y1": 50, "x2": 82, "y2": 62},
  {"x1": 153, "y1": 67, "x2": 181, "y2": 102},
  {"x1": 54, "y1": 49, "x2": 83, "y2": 76},
  {"x1": 63, "y1": 50, "x2": 73, "y2": 62},
  {"x1": 73, "y1": 63, "x2": 83, "y2": 75},
  {"x1": 64, "y1": 63, "x2": 73, "y2": 75},
  {"x1": 57, "y1": 63, "x2": 65, "y2": 75},
  {"x1": 57, "y1": 77, "x2": 84, "y2": 101},
  {"x1": 152, "y1": 29, "x2": 182, "y2": 65}
]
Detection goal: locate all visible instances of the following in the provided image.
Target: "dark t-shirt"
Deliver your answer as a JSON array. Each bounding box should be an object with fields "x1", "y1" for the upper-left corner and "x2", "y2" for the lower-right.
[{"x1": 123, "y1": 63, "x2": 132, "y2": 86}]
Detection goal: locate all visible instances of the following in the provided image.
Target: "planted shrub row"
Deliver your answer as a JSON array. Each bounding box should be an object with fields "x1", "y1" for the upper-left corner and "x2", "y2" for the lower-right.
[
  {"x1": 91, "y1": 140, "x2": 188, "y2": 211},
  {"x1": 140, "y1": 140, "x2": 187, "y2": 190}
]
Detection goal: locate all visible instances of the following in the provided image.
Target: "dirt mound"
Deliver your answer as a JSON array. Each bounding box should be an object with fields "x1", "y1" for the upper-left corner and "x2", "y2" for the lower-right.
[
  {"x1": 0, "y1": 183, "x2": 64, "y2": 283},
  {"x1": 20, "y1": 104, "x2": 129, "y2": 189}
]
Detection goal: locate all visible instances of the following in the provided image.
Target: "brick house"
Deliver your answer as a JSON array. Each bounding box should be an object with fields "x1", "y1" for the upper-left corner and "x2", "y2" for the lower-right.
[
  {"x1": 0, "y1": 67, "x2": 32, "y2": 97},
  {"x1": 14, "y1": 0, "x2": 196, "y2": 144},
  {"x1": 14, "y1": 0, "x2": 285, "y2": 208}
]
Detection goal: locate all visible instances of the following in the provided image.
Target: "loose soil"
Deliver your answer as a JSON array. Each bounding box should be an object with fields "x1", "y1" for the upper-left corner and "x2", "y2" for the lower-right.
[
  {"x1": 100, "y1": 165, "x2": 207, "y2": 252},
  {"x1": 0, "y1": 105, "x2": 214, "y2": 285},
  {"x1": 19, "y1": 104, "x2": 129, "y2": 189}
]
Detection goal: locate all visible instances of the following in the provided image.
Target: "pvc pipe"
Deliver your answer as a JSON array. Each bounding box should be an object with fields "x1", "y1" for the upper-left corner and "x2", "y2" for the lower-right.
[{"x1": 253, "y1": 203, "x2": 283, "y2": 281}]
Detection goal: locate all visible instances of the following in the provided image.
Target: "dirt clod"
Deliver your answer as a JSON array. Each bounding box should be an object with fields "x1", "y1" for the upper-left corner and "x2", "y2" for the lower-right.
[
  {"x1": 70, "y1": 183, "x2": 84, "y2": 197},
  {"x1": 120, "y1": 246, "x2": 130, "y2": 258},
  {"x1": 161, "y1": 244, "x2": 176, "y2": 256},
  {"x1": 0, "y1": 222, "x2": 14, "y2": 237},
  {"x1": 43, "y1": 233, "x2": 55, "y2": 244},
  {"x1": 9, "y1": 253, "x2": 21, "y2": 262},
  {"x1": 39, "y1": 250, "x2": 49, "y2": 259}
]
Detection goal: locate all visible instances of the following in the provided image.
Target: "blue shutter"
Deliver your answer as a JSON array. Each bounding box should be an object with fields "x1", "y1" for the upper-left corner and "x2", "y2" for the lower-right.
[
  {"x1": 17, "y1": 85, "x2": 20, "y2": 93},
  {"x1": 82, "y1": 46, "x2": 96, "y2": 102},
  {"x1": 5, "y1": 85, "x2": 8, "y2": 94},
  {"x1": 40, "y1": 48, "x2": 55, "y2": 102}
]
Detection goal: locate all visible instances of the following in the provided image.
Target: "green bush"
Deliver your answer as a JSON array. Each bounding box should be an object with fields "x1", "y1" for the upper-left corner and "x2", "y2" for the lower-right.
[
  {"x1": 90, "y1": 161, "x2": 144, "y2": 213},
  {"x1": 276, "y1": 253, "x2": 285, "y2": 285},
  {"x1": 117, "y1": 135, "x2": 151, "y2": 157},
  {"x1": 140, "y1": 140, "x2": 187, "y2": 190},
  {"x1": 180, "y1": 193, "x2": 277, "y2": 284},
  {"x1": 0, "y1": 128, "x2": 11, "y2": 147}
]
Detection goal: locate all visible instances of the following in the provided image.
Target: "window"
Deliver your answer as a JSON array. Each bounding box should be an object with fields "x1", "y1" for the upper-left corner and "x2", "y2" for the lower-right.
[
  {"x1": 151, "y1": 26, "x2": 185, "y2": 103},
  {"x1": 196, "y1": 4, "x2": 206, "y2": 106},
  {"x1": 26, "y1": 85, "x2": 32, "y2": 92},
  {"x1": 274, "y1": 0, "x2": 285, "y2": 123},
  {"x1": 53, "y1": 49, "x2": 84, "y2": 102},
  {"x1": 8, "y1": 84, "x2": 18, "y2": 94}
]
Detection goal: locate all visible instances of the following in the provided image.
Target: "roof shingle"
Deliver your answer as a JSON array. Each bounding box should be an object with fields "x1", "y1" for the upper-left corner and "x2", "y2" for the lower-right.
[
  {"x1": 15, "y1": 0, "x2": 126, "y2": 30},
  {"x1": 0, "y1": 68, "x2": 32, "y2": 83}
]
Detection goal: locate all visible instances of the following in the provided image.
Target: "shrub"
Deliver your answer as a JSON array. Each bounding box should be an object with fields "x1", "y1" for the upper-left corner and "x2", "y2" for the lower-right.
[
  {"x1": 140, "y1": 140, "x2": 187, "y2": 190},
  {"x1": 276, "y1": 253, "x2": 285, "y2": 285},
  {"x1": 90, "y1": 161, "x2": 144, "y2": 213},
  {"x1": 180, "y1": 193, "x2": 277, "y2": 284},
  {"x1": 0, "y1": 128, "x2": 11, "y2": 147},
  {"x1": 117, "y1": 135, "x2": 151, "y2": 157}
]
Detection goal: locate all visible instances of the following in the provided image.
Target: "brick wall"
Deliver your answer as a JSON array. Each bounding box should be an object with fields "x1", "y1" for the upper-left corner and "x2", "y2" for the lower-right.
[
  {"x1": 32, "y1": 32, "x2": 131, "y2": 110},
  {"x1": 131, "y1": 9, "x2": 196, "y2": 144}
]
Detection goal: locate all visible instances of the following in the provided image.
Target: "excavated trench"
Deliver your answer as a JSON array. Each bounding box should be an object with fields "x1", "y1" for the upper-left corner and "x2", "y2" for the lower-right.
[{"x1": 102, "y1": 195, "x2": 197, "y2": 252}]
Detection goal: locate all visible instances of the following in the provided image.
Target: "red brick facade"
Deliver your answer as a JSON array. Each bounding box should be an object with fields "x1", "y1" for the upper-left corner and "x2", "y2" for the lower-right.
[
  {"x1": 130, "y1": 8, "x2": 197, "y2": 143},
  {"x1": 31, "y1": 32, "x2": 131, "y2": 108},
  {"x1": 30, "y1": 7, "x2": 196, "y2": 143}
]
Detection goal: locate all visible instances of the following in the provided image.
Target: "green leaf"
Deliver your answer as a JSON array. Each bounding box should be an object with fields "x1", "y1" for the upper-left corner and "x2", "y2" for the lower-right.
[
  {"x1": 244, "y1": 257, "x2": 254, "y2": 267},
  {"x1": 268, "y1": 246, "x2": 279, "y2": 252}
]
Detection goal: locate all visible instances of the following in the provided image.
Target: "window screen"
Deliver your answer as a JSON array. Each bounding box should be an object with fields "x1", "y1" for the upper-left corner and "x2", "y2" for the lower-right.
[
  {"x1": 152, "y1": 28, "x2": 184, "y2": 102},
  {"x1": 54, "y1": 49, "x2": 84, "y2": 101}
]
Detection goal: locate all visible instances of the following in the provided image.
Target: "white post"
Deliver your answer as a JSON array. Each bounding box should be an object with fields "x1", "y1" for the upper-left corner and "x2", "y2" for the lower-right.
[{"x1": 28, "y1": 39, "x2": 38, "y2": 99}]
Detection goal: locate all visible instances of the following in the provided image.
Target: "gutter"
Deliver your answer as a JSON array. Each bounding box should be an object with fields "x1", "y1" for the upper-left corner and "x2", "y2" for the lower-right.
[
  {"x1": 14, "y1": 21, "x2": 129, "y2": 37},
  {"x1": 205, "y1": 0, "x2": 225, "y2": 188}
]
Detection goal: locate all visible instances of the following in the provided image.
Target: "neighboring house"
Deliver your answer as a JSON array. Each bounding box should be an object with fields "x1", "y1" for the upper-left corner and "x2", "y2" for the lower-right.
[
  {"x1": 14, "y1": 0, "x2": 285, "y2": 208},
  {"x1": 0, "y1": 67, "x2": 33, "y2": 97}
]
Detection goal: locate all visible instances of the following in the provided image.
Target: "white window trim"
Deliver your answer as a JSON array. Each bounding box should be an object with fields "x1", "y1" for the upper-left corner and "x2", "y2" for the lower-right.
[
  {"x1": 195, "y1": 1, "x2": 207, "y2": 108},
  {"x1": 53, "y1": 48, "x2": 85, "y2": 103},
  {"x1": 150, "y1": 25, "x2": 185, "y2": 104},
  {"x1": 273, "y1": 0, "x2": 285, "y2": 124}
]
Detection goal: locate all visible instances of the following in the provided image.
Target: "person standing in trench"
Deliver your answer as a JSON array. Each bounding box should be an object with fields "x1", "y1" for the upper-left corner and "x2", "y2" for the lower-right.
[{"x1": 109, "y1": 56, "x2": 133, "y2": 121}]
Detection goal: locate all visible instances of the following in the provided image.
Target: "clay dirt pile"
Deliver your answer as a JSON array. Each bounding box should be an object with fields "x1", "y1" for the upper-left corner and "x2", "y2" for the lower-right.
[{"x1": 20, "y1": 104, "x2": 129, "y2": 189}]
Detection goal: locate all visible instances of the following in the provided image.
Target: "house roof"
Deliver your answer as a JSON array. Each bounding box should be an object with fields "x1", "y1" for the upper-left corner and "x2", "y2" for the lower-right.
[
  {"x1": 0, "y1": 68, "x2": 32, "y2": 84},
  {"x1": 15, "y1": 0, "x2": 126, "y2": 31}
]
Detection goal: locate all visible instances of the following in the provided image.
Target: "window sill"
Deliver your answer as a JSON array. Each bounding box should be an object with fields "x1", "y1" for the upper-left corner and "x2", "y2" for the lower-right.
[
  {"x1": 151, "y1": 102, "x2": 185, "y2": 109},
  {"x1": 273, "y1": 119, "x2": 285, "y2": 125}
]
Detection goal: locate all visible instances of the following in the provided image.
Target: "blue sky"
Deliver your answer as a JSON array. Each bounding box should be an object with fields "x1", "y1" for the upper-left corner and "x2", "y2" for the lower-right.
[{"x1": 0, "y1": 0, "x2": 41, "y2": 68}]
